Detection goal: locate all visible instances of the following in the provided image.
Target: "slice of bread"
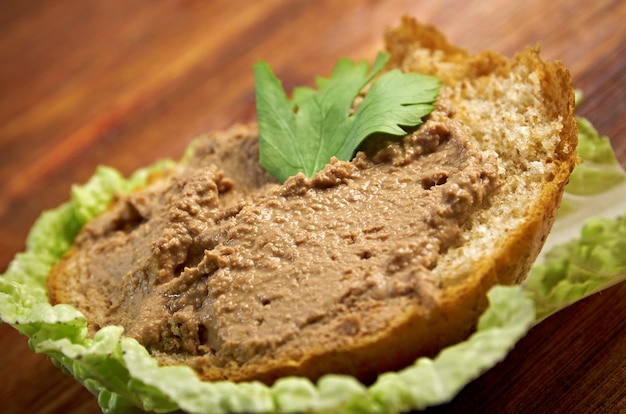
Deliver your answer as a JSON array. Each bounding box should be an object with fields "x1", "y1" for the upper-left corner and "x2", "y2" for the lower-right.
[{"x1": 48, "y1": 17, "x2": 577, "y2": 384}]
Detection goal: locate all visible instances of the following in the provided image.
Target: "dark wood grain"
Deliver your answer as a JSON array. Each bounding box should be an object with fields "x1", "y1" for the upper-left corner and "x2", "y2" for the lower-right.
[{"x1": 1, "y1": 1, "x2": 624, "y2": 413}]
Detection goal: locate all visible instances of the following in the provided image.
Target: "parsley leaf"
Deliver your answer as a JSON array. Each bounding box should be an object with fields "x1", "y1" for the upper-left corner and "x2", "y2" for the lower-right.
[{"x1": 254, "y1": 52, "x2": 441, "y2": 182}]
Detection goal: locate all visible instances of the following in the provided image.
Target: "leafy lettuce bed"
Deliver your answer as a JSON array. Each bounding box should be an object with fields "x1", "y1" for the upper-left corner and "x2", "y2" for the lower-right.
[{"x1": 1, "y1": 112, "x2": 625, "y2": 413}]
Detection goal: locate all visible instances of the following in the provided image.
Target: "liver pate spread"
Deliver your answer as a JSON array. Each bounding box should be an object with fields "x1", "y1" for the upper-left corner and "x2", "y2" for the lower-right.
[{"x1": 51, "y1": 105, "x2": 499, "y2": 381}]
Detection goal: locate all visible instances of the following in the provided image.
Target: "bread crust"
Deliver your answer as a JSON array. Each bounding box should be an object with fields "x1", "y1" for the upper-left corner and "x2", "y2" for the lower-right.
[{"x1": 48, "y1": 17, "x2": 577, "y2": 384}]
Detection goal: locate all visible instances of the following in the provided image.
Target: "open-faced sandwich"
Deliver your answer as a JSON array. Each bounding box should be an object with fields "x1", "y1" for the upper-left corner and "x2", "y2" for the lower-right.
[{"x1": 3, "y1": 16, "x2": 625, "y2": 414}]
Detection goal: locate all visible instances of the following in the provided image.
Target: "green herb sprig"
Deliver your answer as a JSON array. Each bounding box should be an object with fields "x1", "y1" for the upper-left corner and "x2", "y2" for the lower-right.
[{"x1": 254, "y1": 52, "x2": 441, "y2": 182}]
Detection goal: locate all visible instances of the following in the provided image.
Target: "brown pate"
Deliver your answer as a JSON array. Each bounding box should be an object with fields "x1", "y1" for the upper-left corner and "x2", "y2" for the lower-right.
[{"x1": 48, "y1": 102, "x2": 499, "y2": 382}]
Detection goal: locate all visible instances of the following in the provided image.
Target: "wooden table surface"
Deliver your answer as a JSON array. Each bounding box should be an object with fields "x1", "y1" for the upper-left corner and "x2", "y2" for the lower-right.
[{"x1": 1, "y1": 1, "x2": 624, "y2": 413}]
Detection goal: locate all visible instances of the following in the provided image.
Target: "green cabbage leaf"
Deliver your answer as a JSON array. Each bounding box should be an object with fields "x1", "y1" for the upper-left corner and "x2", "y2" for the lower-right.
[{"x1": 1, "y1": 110, "x2": 625, "y2": 413}]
